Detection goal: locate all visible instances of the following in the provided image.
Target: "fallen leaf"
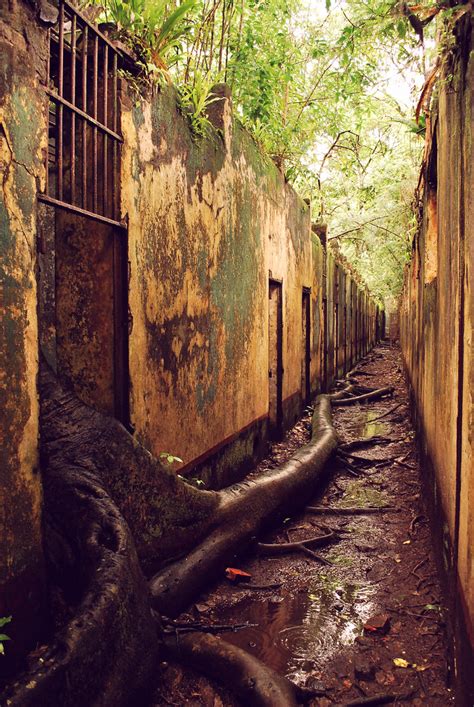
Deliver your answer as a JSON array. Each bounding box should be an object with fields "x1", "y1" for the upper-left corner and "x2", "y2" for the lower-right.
[
  {"x1": 225, "y1": 567, "x2": 251, "y2": 582},
  {"x1": 364, "y1": 613, "x2": 391, "y2": 635},
  {"x1": 393, "y1": 658, "x2": 410, "y2": 668}
]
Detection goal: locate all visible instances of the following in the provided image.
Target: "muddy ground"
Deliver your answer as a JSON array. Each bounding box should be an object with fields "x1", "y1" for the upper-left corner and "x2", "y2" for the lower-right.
[{"x1": 152, "y1": 344, "x2": 454, "y2": 706}]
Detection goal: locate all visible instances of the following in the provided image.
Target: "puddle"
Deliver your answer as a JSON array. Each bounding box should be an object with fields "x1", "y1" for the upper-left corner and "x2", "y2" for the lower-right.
[
  {"x1": 213, "y1": 577, "x2": 377, "y2": 686},
  {"x1": 352, "y1": 409, "x2": 388, "y2": 438},
  {"x1": 339, "y1": 480, "x2": 389, "y2": 508}
]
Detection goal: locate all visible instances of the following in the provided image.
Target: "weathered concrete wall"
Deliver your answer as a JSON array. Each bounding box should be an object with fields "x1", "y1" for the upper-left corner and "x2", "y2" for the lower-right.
[
  {"x1": 121, "y1": 88, "x2": 380, "y2": 487},
  {"x1": 399, "y1": 13, "x2": 474, "y2": 703},
  {"x1": 0, "y1": 0, "x2": 47, "y2": 670},
  {"x1": 122, "y1": 86, "x2": 315, "y2": 486}
]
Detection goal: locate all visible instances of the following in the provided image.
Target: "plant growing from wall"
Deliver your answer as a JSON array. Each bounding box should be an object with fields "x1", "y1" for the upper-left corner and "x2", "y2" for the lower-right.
[
  {"x1": 177, "y1": 69, "x2": 223, "y2": 138},
  {"x1": 84, "y1": 0, "x2": 198, "y2": 80},
  {"x1": 159, "y1": 452, "x2": 183, "y2": 465},
  {"x1": 0, "y1": 616, "x2": 12, "y2": 656}
]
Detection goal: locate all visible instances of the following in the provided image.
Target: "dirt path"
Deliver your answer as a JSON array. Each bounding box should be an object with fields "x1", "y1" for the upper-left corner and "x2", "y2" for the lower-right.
[{"x1": 152, "y1": 344, "x2": 454, "y2": 706}]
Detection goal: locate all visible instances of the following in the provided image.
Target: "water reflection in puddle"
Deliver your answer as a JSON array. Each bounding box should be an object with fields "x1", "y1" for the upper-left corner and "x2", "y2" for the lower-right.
[
  {"x1": 215, "y1": 578, "x2": 377, "y2": 685},
  {"x1": 352, "y1": 409, "x2": 388, "y2": 439}
]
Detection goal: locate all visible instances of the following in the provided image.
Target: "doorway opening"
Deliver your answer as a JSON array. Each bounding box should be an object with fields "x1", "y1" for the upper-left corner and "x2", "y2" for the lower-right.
[
  {"x1": 301, "y1": 288, "x2": 311, "y2": 405},
  {"x1": 268, "y1": 279, "x2": 283, "y2": 439}
]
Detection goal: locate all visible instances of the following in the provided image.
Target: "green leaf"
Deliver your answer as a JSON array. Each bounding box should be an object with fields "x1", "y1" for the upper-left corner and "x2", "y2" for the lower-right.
[
  {"x1": 0, "y1": 617, "x2": 12, "y2": 628},
  {"x1": 0, "y1": 635, "x2": 11, "y2": 642}
]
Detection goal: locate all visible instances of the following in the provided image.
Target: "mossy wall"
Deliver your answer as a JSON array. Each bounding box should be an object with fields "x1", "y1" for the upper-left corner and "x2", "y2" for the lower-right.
[
  {"x1": 121, "y1": 84, "x2": 317, "y2": 485},
  {"x1": 0, "y1": 0, "x2": 48, "y2": 670},
  {"x1": 121, "y1": 81, "x2": 382, "y2": 487},
  {"x1": 400, "y1": 13, "x2": 474, "y2": 702}
]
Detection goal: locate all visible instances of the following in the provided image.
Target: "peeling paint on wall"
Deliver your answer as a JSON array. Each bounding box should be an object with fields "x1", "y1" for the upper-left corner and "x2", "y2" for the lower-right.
[
  {"x1": 0, "y1": 1, "x2": 48, "y2": 670},
  {"x1": 400, "y1": 14, "x2": 474, "y2": 701}
]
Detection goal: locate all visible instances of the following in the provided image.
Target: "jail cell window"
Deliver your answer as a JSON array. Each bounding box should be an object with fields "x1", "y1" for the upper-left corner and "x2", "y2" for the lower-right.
[{"x1": 41, "y1": 0, "x2": 122, "y2": 226}]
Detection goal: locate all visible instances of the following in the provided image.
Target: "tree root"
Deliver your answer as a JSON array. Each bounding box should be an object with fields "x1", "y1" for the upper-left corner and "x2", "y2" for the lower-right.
[
  {"x1": 339, "y1": 436, "x2": 396, "y2": 451},
  {"x1": 0, "y1": 368, "x2": 160, "y2": 706},
  {"x1": 306, "y1": 505, "x2": 398, "y2": 515},
  {"x1": 332, "y1": 386, "x2": 394, "y2": 406},
  {"x1": 257, "y1": 531, "x2": 337, "y2": 554},
  {"x1": 4, "y1": 352, "x2": 392, "y2": 704},
  {"x1": 162, "y1": 632, "x2": 299, "y2": 706},
  {"x1": 150, "y1": 394, "x2": 339, "y2": 617}
]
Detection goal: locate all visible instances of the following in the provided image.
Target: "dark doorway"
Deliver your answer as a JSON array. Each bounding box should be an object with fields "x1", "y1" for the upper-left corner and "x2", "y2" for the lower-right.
[
  {"x1": 268, "y1": 280, "x2": 283, "y2": 438},
  {"x1": 39, "y1": 208, "x2": 129, "y2": 424},
  {"x1": 301, "y1": 288, "x2": 311, "y2": 404},
  {"x1": 333, "y1": 265, "x2": 339, "y2": 377}
]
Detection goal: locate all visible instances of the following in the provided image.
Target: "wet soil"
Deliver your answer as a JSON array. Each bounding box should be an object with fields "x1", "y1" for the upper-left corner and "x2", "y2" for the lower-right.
[{"x1": 153, "y1": 344, "x2": 454, "y2": 706}]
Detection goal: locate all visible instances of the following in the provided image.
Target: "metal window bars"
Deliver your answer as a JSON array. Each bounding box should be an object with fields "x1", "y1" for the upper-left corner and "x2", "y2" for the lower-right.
[{"x1": 39, "y1": 0, "x2": 125, "y2": 229}]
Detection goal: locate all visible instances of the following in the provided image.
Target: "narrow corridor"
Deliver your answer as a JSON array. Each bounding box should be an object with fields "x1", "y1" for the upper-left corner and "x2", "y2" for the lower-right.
[{"x1": 154, "y1": 344, "x2": 453, "y2": 706}]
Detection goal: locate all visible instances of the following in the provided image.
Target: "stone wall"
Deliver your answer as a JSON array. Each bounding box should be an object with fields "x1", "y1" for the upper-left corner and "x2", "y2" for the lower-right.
[
  {"x1": 121, "y1": 85, "x2": 380, "y2": 487},
  {"x1": 0, "y1": 0, "x2": 48, "y2": 671},
  {"x1": 399, "y1": 12, "x2": 474, "y2": 702}
]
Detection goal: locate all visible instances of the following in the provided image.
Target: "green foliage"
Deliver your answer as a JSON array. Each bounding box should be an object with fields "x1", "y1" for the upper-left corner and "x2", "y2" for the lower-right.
[
  {"x1": 83, "y1": 0, "x2": 459, "y2": 298},
  {"x1": 177, "y1": 70, "x2": 223, "y2": 139},
  {"x1": 86, "y1": 0, "x2": 197, "y2": 78},
  {"x1": 0, "y1": 616, "x2": 12, "y2": 656},
  {"x1": 159, "y1": 452, "x2": 183, "y2": 465}
]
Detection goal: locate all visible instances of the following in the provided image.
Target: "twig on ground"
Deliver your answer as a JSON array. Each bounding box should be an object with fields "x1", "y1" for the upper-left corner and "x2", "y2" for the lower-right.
[
  {"x1": 335, "y1": 692, "x2": 414, "y2": 706},
  {"x1": 236, "y1": 583, "x2": 282, "y2": 590},
  {"x1": 411, "y1": 556, "x2": 428, "y2": 581},
  {"x1": 164, "y1": 620, "x2": 259, "y2": 634},
  {"x1": 409, "y1": 513, "x2": 426, "y2": 535},
  {"x1": 363, "y1": 402, "x2": 404, "y2": 422},
  {"x1": 395, "y1": 458, "x2": 416, "y2": 470},
  {"x1": 258, "y1": 531, "x2": 337, "y2": 555},
  {"x1": 339, "y1": 436, "x2": 396, "y2": 451},
  {"x1": 306, "y1": 505, "x2": 398, "y2": 515},
  {"x1": 332, "y1": 386, "x2": 394, "y2": 406},
  {"x1": 299, "y1": 545, "x2": 332, "y2": 564}
]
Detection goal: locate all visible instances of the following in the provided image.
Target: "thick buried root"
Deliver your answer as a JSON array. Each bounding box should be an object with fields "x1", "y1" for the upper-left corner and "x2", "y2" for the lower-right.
[
  {"x1": 0, "y1": 365, "x2": 159, "y2": 707},
  {"x1": 162, "y1": 632, "x2": 298, "y2": 707}
]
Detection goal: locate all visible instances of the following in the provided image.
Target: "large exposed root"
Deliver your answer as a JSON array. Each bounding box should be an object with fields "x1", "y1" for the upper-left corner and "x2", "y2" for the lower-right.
[
  {"x1": 162, "y1": 632, "x2": 299, "y2": 706},
  {"x1": 0, "y1": 367, "x2": 159, "y2": 706},
  {"x1": 150, "y1": 394, "x2": 339, "y2": 616},
  {"x1": 37, "y1": 364, "x2": 220, "y2": 572}
]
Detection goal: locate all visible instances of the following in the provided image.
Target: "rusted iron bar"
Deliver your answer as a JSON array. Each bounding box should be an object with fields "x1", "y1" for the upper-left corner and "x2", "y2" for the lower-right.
[
  {"x1": 57, "y1": 2, "x2": 64, "y2": 200},
  {"x1": 38, "y1": 193, "x2": 126, "y2": 229},
  {"x1": 65, "y1": 0, "x2": 121, "y2": 52},
  {"x1": 81, "y1": 25, "x2": 88, "y2": 209},
  {"x1": 45, "y1": 29, "x2": 51, "y2": 196},
  {"x1": 70, "y1": 13, "x2": 77, "y2": 203},
  {"x1": 112, "y1": 52, "x2": 118, "y2": 220},
  {"x1": 93, "y1": 34, "x2": 98, "y2": 213},
  {"x1": 103, "y1": 44, "x2": 108, "y2": 215},
  {"x1": 45, "y1": 90, "x2": 122, "y2": 143}
]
